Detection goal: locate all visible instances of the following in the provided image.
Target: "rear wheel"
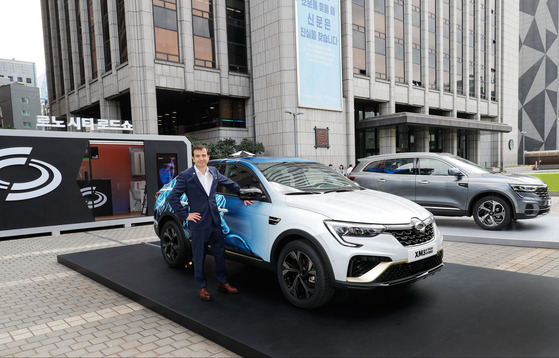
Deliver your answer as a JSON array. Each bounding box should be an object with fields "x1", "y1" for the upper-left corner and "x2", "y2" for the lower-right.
[
  {"x1": 277, "y1": 241, "x2": 334, "y2": 309},
  {"x1": 160, "y1": 220, "x2": 192, "y2": 267},
  {"x1": 473, "y1": 196, "x2": 511, "y2": 231}
]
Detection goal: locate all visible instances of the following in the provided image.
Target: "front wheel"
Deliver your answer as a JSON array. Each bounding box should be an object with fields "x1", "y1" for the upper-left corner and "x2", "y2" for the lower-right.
[
  {"x1": 473, "y1": 196, "x2": 512, "y2": 231},
  {"x1": 160, "y1": 220, "x2": 192, "y2": 267},
  {"x1": 276, "y1": 241, "x2": 334, "y2": 309}
]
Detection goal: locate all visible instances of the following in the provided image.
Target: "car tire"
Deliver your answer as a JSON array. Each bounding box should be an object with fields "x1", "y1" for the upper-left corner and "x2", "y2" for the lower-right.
[
  {"x1": 473, "y1": 195, "x2": 512, "y2": 231},
  {"x1": 277, "y1": 240, "x2": 334, "y2": 309},
  {"x1": 160, "y1": 220, "x2": 192, "y2": 268}
]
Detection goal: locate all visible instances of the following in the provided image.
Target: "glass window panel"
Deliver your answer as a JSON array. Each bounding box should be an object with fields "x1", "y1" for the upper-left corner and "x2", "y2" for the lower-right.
[
  {"x1": 352, "y1": 2, "x2": 365, "y2": 27},
  {"x1": 375, "y1": 37, "x2": 386, "y2": 54},
  {"x1": 155, "y1": 27, "x2": 179, "y2": 57},
  {"x1": 374, "y1": 11, "x2": 385, "y2": 30},
  {"x1": 194, "y1": 35, "x2": 215, "y2": 65},
  {"x1": 374, "y1": 0, "x2": 385, "y2": 13},
  {"x1": 154, "y1": 6, "x2": 178, "y2": 31},
  {"x1": 354, "y1": 48, "x2": 366, "y2": 74},
  {"x1": 193, "y1": 15, "x2": 212, "y2": 37},
  {"x1": 353, "y1": 29, "x2": 366, "y2": 49},
  {"x1": 192, "y1": 0, "x2": 211, "y2": 12}
]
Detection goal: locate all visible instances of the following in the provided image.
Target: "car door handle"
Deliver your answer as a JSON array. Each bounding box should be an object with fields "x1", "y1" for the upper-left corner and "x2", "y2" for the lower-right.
[
  {"x1": 218, "y1": 208, "x2": 228, "y2": 213},
  {"x1": 378, "y1": 178, "x2": 386, "y2": 183},
  {"x1": 419, "y1": 180, "x2": 429, "y2": 184}
]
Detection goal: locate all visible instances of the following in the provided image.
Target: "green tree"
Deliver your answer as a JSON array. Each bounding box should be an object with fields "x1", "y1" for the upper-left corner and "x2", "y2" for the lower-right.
[{"x1": 236, "y1": 138, "x2": 265, "y2": 154}]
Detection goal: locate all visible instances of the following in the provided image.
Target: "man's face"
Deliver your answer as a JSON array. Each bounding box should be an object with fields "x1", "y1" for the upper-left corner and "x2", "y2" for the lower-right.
[{"x1": 192, "y1": 148, "x2": 209, "y2": 169}]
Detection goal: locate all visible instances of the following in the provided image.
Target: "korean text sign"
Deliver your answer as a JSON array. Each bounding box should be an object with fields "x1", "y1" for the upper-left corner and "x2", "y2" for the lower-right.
[{"x1": 297, "y1": 0, "x2": 342, "y2": 111}]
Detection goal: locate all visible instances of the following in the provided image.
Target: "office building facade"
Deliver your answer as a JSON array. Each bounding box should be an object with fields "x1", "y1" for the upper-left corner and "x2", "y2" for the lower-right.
[
  {"x1": 519, "y1": 0, "x2": 559, "y2": 160},
  {"x1": 41, "y1": 0, "x2": 519, "y2": 167}
]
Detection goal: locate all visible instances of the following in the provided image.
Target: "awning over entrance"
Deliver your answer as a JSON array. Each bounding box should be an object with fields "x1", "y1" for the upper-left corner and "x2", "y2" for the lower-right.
[{"x1": 356, "y1": 112, "x2": 512, "y2": 133}]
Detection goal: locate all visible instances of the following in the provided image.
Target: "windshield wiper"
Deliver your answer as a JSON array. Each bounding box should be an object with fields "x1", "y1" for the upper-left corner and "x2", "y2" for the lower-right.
[
  {"x1": 285, "y1": 191, "x2": 322, "y2": 195},
  {"x1": 323, "y1": 188, "x2": 358, "y2": 193}
]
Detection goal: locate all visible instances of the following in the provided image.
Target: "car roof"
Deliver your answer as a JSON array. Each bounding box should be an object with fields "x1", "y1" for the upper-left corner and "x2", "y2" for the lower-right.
[
  {"x1": 209, "y1": 156, "x2": 315, "y2": 164},
  {"x1": 358, "y1": 152, "x2": 454, "y2": 162}
]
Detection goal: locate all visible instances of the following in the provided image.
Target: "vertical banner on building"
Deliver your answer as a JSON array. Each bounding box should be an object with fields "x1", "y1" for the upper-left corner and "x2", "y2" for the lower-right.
[{"x1": 296, "y1": 0, "x2": 342, "y2": 111}]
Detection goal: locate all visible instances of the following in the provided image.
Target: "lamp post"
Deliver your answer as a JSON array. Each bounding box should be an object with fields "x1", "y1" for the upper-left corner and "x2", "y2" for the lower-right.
[
  {"x1": 520, "y1": 131, "x2": 527, "y2": 165},
  {"x1": 285, "y1": 110, "x2": 304, "y2": 157}
]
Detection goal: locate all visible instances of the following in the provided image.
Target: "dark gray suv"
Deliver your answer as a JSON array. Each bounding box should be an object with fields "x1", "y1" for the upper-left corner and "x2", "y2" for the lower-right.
[{"x1": 349, "y1": 152, "x2": 551, "y2": 230}]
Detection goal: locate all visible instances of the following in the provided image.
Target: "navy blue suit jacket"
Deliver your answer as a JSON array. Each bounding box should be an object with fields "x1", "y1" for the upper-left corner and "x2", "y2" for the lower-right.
[{"x1": 168, "y1": 166, "x2": 241, "y2": 231}]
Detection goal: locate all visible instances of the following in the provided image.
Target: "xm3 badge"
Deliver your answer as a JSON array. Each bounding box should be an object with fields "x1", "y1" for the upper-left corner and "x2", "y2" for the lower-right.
[
  {"x1": 0, "y1": 147, "x2": 62, "y2": 201},
  {"x1": 80, "y1": 186, "x2": 108, "y2": 209}
]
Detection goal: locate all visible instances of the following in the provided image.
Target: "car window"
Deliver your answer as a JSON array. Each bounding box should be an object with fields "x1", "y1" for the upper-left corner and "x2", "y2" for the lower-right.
[
  {"x1": 382, "y1": 158, "x2": 415, "y2": 175},
  {"x1": 256, "y1": 161, "x2": 358, "y2": 193},
  {"x1": 363, "y1": 160, "x2": 385, "y2": 173},
  {"x1": 218, "y1": 163, "x2": 265, "y2": 196},
  {"x1": 418, "y1": 158, "x2": 452, "y2": 176}
]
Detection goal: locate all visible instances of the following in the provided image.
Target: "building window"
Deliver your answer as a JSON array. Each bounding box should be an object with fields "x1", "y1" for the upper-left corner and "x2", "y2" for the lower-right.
[
  {"x1": 374, "y1": 0, "x2": 387, "y2": 80},
  {"x1": 22, "y1": 110, "x2": 30, "y2": 116},
  {"x1": 87, "y1": 0, "x2": 98, "y2": 78},
  {"x1": 23, "y1": 122, "x2": 32, "y2": 128},
  {"x1": 490, "y1": 0, "x2": 497, "y2": 101},
  {"x1": 353, "y1": 0, "x2": 366, "y2": 76},
  {"x1": 8, "y1": 76, "x2": 13, "y2": 81},
  {"x1": 63, "y1": 0, "x2": 75, "y2": 91},
  {"x1": 153, "y1": 0, "x2": 180, "y2": 62},
  {"x1": 394, "y1": 0, "x2": 405, "y2": 84},
  {"x1": 75, "y1": 0, "x2": 86, "y2": 85},
  {"x1": 442, "y1": 0, "x2": 451, "y2": 92},
  {"x1": 226, "y1": 0, "x2": 248, "y2": 73},
  {"x1": 412, "y1": 0, "x2": 422, "y2": 86},
  {"x1": 220, "y1": 98, "x2": 246, "y2": 128},
  {"x1": 153, "y1": 0, "x2": 179, "y2": 62},
  {"x1": 21, "y1": 97, "x2": 29, "y2": 104},
  {"x1": 192, "y1": 0, "x2": 216, "y2": 68},
  {"x1": 101, "y1": 0, "x2": 112, "y2": 72},
  {"x1": 17, "y1": 76, "x2": 23, "y2": 82},
  {"x1": 428, "y1": 0, "x2": 437, "y2": 90},
  {"x1": 116, "y1": 0, "x2": 128, "y2": 64},
  {"x1": 26, "y1": 77, "x2": 32, "y2": 84},
  {"x1": 456, "y1": 0, "x2": 464, "y2": 95},
  {"x1": 468, "y1": 0, "x2": 476, "y2": 97}
]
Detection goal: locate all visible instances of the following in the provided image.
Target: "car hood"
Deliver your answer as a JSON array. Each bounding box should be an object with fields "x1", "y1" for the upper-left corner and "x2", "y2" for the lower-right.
[
  {"x1": 482, "y1": 173, "x2": 546, "y2": 185},
  {"x1": 284, "y1": 189, "x2": 431, "y2": 224}
]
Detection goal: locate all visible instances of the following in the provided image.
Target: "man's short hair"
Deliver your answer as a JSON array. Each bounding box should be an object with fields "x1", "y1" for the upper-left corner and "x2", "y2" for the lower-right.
[{"x1": 192, "y1": 144, "x2": 208, "y2": 155}]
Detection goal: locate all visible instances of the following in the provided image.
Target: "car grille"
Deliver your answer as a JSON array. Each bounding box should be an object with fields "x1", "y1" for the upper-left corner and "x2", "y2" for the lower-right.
[
  {"x1": 375, "y1": 251, "x2": 444, "y2": 283},
  {"x1": 387, "y1": 223, "x2": 434, "y2": 247},
  {"x1": 535, "y1": 186, "x2": 551, "y2": 200}
]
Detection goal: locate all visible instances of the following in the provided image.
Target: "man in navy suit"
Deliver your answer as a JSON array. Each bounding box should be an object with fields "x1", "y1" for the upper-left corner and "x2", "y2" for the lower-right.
[{"x1": 168, "y1": 144, "x2": 253, "y2": 301}]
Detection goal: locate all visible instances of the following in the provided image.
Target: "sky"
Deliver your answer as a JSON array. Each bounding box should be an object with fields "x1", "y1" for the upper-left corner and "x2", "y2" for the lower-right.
[{"x1": 0, "y1": 0, "x2": 46, "y2": 76}]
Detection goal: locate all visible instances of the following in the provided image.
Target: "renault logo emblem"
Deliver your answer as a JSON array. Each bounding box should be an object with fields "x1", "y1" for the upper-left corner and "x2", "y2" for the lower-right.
[{"x1": 410, "y1": 217, "x2": 426, "y2": 234}]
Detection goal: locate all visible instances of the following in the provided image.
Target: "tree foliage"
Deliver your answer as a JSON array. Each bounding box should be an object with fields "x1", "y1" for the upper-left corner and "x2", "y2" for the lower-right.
[{"x1": 184, "y1": 135, "x2": 265, "y2": 159}]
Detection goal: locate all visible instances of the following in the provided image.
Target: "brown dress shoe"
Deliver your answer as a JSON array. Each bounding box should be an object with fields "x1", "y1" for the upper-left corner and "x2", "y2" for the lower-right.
[
  {"x1": 217, "y1": 283, "x2": 239, "y2": 294},
  {"x1": 198, "y1": 287, "x2": 212, "y2": 301}
]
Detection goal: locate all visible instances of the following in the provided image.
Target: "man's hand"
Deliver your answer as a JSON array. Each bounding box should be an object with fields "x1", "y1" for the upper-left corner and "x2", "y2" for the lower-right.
[
  {"x1": 187, "y1": 212, "x2": 201, "y2": 222},
  {"x1": 243, "y1": 200, "x2": 254, "y2": 206}
]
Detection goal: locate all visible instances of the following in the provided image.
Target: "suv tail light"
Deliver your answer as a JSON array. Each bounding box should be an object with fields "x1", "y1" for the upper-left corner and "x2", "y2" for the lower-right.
[{"x1": 347, "y1": 176, "x2": 355, "y2": 181}]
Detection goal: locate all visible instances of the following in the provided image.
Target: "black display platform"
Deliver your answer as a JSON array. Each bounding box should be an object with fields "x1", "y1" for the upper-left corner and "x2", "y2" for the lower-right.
[{"x1": 58, "y1": 243, "x2": 559, "y2": 357}]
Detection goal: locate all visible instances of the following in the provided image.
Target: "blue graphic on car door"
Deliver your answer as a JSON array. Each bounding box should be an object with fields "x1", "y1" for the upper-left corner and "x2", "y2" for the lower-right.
[{"x1": 215, "y1": 162, "x2": 272, "y2": 260}]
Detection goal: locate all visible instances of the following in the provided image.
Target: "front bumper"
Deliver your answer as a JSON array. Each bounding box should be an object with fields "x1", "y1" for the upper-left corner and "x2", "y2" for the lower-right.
[{"x1": 336, "y1": 249, "x2": 444, "y2": 289}]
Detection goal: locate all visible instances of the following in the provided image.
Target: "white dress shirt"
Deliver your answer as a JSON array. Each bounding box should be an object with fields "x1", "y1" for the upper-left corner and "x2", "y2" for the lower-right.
[{"x1": 194, "y1": 166, "x2": 213, "y2": 197}]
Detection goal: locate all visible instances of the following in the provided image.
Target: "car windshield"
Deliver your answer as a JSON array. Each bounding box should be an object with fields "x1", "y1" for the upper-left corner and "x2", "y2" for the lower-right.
[
  {"x1": 255, "y1": 161, "x2": 359, "y2": 194},
  {"x1": 443, "y1": 154, "x2": 492, "y2": 174}
]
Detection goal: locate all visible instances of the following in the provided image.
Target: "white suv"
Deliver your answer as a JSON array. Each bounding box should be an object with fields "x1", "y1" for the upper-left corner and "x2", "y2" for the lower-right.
[{"x1": 154, "y1": 157, "x2": 444, "y2": 308}]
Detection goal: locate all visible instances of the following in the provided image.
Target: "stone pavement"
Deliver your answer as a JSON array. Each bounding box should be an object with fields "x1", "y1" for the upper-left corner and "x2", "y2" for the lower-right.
[{"x1": 1, "y1": 199, "x2": 558, "y2": 357}]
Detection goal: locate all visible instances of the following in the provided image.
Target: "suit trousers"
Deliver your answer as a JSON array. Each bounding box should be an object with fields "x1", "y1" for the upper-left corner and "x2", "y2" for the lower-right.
[{"x1": 191, "y1": 226, "x2": 227, "y2": 288}]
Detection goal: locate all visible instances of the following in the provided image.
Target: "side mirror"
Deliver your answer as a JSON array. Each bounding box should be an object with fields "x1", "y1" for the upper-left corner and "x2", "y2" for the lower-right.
[
  {"x1": 239, "y1": 188, "x2": 264, "y2": 200},
  {"x1": 448, "y1": 167, "x2": 463, "y2": 177}
]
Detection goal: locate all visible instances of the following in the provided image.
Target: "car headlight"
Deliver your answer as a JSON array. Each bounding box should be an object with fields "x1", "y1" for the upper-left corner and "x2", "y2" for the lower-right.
[
  {"x1": 324, "y1": 220, "x2": 386, "y2": 247},
  {"x1": 510, "y1": 184, "x2": 539, "y2": 193},
  {"x1": 510, "y1": 184, "x2": 542, "y2": 198}
]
